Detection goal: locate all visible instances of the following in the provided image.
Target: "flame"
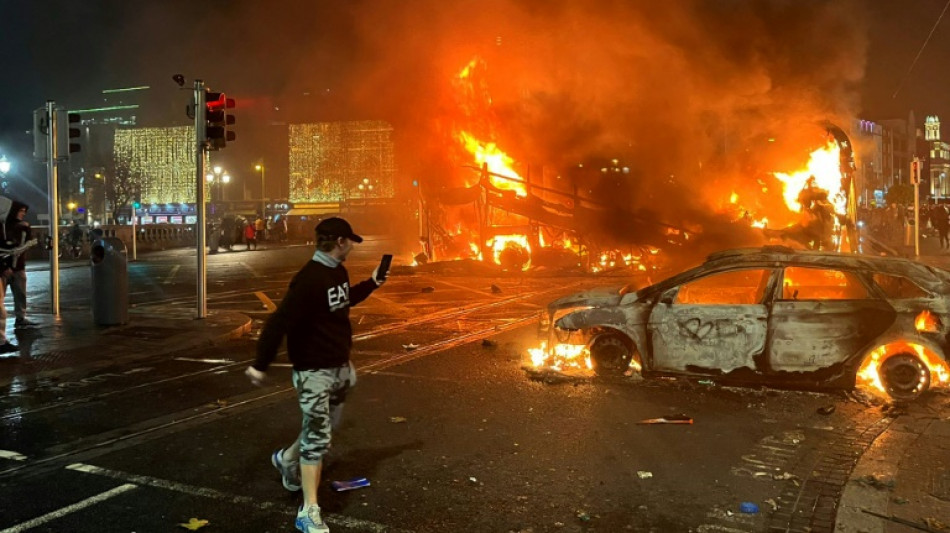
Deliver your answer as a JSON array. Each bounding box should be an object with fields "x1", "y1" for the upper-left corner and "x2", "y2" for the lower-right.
[
  {"x1": 730, "y1": 192, "x2": 739, "y2": 204},
  {"x1": 915, "y1": 310, "x2": 940, "y2": 333},
  {"x1": 489, "y1": 234, "x2": 531, "y2": 269},
  {"x1": 856, "y1": 342, "x2": 950, "y2": 397},
  {"x1": 528, "y1": 341, "x2": 591, "y2": 371},
  {"x1": 773, "y1": 141, "x2": 846, "y2": 214},
  {"x1": 458, "y1": 131, "x2": 527, "y2": 197}
]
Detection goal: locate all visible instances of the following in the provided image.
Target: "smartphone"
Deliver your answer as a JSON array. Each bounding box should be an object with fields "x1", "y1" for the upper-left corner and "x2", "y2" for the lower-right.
[{"x1": 377, "y1": 254, "x2": 393, "y2": 282}]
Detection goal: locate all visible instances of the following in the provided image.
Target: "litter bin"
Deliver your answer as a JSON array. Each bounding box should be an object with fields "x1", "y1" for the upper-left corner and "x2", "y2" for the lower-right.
[{"x1": 90, "y1": 237, "x2": 129, "y2": 325}]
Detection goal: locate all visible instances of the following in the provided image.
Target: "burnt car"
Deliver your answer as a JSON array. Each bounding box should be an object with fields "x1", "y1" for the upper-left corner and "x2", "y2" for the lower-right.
[{"x1": 540, "y1": 246, "x2": 950, "y2": 400}]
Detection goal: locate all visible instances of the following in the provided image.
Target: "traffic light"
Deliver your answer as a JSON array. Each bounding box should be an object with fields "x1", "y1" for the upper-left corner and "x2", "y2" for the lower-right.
[
  {"x1": 910, "y1": 159, "x2": 921, "y2": 185},
  {"x1": 205, "y1": 91, "x2": 236, "y2": 150},
  {"x1": 55, "y1": 110, "x2": 81, "y2": 159}
]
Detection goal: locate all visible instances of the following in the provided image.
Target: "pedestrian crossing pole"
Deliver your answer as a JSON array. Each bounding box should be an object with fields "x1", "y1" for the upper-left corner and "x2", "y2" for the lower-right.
[
  {"x1": 46, "y1": 101, "x2": 61, "y2": 317},
  {"x1": 912, "y1": 158, "x2": 921, "y2": 257},
  {"x1": 194, "y1": 81, "x2": 208, "y2": 319}
]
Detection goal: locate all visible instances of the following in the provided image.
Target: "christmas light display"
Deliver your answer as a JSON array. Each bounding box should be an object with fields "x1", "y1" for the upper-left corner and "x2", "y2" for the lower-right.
[
  {"x1": 113, "y1": 126, "x2": 197, "y2": 204},
  {"x1": 288, "y1": 121, "x2": 395, "y2": 202}
]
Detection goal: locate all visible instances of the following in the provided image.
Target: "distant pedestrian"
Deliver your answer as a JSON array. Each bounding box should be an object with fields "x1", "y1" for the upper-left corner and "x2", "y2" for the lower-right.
[
  {"x1": 245, "y1": 217, "x2": 387, "y2": 533},
  {"x1": 931, "y1": 204, "x2": 950, "y2": 249},
  {"x1": 0, "y1": 201, "x2": 37, "y2": 354},
  {"x1": 255, "y1": 216, "x2": 266, "y2": 243},
  {"x1": 244, "y1": 222, "x2": 257, "y2": 251}
]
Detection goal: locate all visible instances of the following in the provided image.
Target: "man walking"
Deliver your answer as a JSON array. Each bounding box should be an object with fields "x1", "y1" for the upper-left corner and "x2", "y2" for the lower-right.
[{"x1": 245, "y1": 217, "x2": 386, "y2": 533}]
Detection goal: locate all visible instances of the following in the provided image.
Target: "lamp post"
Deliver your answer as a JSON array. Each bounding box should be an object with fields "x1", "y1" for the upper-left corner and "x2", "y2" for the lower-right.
[
  {"x1": 254, "y1": 163, "x2": 265, "y2": 218},
  {"x1": 206, "y1": 167, "x2": 231, "y2": 202}
]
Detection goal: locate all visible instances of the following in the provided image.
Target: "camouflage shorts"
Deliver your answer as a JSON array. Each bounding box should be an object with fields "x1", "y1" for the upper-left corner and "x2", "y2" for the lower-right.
[{"x1": 292, "y1": 361, "x2": 356, "y2": 465}]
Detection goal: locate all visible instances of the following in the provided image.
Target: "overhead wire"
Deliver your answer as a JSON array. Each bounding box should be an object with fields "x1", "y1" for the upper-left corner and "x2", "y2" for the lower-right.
[{"x1": 892, "y1": 0, "x2": 950, "y2": 98}]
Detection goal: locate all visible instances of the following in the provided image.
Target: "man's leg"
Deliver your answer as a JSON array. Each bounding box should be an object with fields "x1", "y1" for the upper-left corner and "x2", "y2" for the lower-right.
[
  {"x1": 0, "y1": 277, "x2": 8, "y2": 343},
  {"x1": 12, "y1": 271, "x2": 27, "y2": 321}
]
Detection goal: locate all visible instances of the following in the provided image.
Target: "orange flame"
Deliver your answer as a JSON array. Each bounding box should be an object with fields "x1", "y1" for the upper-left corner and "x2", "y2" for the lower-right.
[
  {"x1": 773, "y1": 141, "x2": 845, "y2": 214},
  {"x1": 857, "y1": 342, "x2": 950, "y2": 397},
  {"x1": 915, "y1": 310, "x2": 940, "y2": 333},
  {"x1": 458, "y1": 131, "x2": 527, "y2": 197}
]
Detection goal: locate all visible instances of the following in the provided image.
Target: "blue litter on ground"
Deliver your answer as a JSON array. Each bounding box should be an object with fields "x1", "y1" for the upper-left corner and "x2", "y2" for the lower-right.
[
  {"x1": 739, "y1": 502, "x2": 759, "y2": 514},
  {"x1": 332, "y1": 477, "x2": 371, "y2": 492}
]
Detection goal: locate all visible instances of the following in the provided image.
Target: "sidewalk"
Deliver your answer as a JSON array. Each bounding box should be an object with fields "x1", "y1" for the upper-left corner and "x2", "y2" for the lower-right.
[
  {"x1": 0, "y1": 307, "x2": 252, "y2": 386},
  {"x1": 836, "y1": 393, "x2": 950, "y2": 532}
]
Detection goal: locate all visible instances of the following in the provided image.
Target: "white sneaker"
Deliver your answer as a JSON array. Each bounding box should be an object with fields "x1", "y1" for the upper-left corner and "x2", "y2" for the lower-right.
[{"x1": 295, "y1": 504, "x2": 330, "y2": 533}]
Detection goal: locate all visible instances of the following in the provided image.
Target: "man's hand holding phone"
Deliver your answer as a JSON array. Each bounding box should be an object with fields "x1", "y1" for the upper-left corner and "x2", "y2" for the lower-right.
[{"x1": 373, "y1": 254, "x2": 392, "y2": 286}]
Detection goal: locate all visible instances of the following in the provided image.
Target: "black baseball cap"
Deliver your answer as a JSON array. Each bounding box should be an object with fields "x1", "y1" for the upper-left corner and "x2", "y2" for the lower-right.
[{"x1": 315, "y1": 217, "x2": 363, "y2": 243}]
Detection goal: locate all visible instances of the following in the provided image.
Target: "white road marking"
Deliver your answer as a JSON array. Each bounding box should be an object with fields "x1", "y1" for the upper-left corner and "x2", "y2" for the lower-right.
[
  {"x1": 0, "y1": 450, "x2": 27, "y2": 461},
  {"x1": 162, "y1": 264, "x2": 180, "y2": 285},
  {"x1": 65, "y1": 463, "x2": 401, "y2": 532},
  {"x1": 174, "y1": 357, "x2": 234, "y2": 364},
  {"x1": 255, "y1": 290, "x2": 276, "y2": 311},
  {"x1": 0, "y1": 483, "x2": 137, "y2": 533}
]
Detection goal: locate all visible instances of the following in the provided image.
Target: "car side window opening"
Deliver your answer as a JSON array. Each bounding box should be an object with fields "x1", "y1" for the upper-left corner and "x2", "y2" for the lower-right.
[
  {"x1": 872, "y1": 273, "x2": 930, "y2": 299},
  {"x1": 674, "y1": 269, "x2": 770, "y2": 305},
  {"x1": 780, "y1": 267, "x2": 871, "y2": 300}
]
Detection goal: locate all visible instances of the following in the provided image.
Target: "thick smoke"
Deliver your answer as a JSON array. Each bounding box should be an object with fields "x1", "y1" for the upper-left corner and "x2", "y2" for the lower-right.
[
  {"x1": 106, "y1": 0, "x2": 869, "y2": 264},
  {"x1": 334, "y1": 0, "x2": 870, "y2": 263}
]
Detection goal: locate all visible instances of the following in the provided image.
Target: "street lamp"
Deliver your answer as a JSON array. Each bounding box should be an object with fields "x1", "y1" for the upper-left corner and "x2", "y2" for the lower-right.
[
  {"x1": 206, "y1": 168, "x2": 230, "y2": 202},
  {"x1": 254, "y1": 162, "x2": 265, "y2": 218},
  {"x1": 0, "y1": 156, "x2": 11, "y2": 195}
]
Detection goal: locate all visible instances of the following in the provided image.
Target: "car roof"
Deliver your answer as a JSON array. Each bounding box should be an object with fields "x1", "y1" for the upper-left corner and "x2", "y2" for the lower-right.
[{"x1": 646, "y1": 246, "x2": 950, "y2": 295}]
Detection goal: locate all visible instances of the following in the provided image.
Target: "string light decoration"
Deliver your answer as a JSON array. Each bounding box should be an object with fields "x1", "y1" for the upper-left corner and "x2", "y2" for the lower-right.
[
  {"x1": 113, "y1": 126, "x2": 197, "y2": 204},
  {"x1": 288, "y1": 121, "x2": 396, "y2": 202}
]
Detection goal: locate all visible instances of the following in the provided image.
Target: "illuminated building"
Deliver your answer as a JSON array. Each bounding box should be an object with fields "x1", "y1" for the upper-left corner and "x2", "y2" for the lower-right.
[{"x1": 288, "y1": 121, "x2": 396, "y2": 202}]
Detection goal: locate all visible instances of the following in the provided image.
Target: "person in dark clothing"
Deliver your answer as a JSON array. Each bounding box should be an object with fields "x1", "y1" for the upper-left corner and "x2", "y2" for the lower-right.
[
  {"x1": 930, "y1": 204, "x2": 950, "y2": 249},
  {"x1": 0, "y1": 201, "x2": 35, "y2": 353},
  {"x1": 245, "y1": 217, "x2": 386, "y2": 533}
]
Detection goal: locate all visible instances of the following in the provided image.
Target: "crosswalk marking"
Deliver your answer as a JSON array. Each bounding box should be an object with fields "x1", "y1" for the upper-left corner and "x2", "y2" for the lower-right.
[
  {"x1": 0, "y1": 483, "x2": 137, "y2": 533},
  {"x1": 0, "y1": 450, "x2": 27, "y2": 461}
]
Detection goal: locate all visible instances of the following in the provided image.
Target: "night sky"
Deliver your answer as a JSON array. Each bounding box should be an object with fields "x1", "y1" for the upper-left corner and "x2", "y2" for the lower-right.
[{"x1": 0, "y1": 0, "x2": 948, "y2": 214}]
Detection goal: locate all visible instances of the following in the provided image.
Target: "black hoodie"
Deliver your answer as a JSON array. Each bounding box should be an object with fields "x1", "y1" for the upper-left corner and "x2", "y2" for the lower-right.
[{"x1": 1, "y1": 201, "x2": 31, "y2": 271}]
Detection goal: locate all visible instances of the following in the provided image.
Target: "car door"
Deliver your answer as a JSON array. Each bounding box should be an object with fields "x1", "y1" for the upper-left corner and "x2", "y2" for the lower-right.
[
  {"x1": 767, "y1": 266, "x2": 896, "y2": 372},
  {"x1": 648, "y1": 268, "x2": 774, "y2": 374}
]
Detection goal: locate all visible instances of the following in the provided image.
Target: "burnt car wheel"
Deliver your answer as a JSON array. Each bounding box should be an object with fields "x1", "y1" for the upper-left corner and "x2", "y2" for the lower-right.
[
  {"x1": 880, "y1": 353, "x2": 931, "y2": 401},
  {"x1": 590, "y1": 334, "x2": 633, "y2": 375}
]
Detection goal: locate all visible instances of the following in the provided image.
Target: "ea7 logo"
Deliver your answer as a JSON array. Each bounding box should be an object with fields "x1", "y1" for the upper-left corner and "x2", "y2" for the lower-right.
[{"x1": 328, "y1": 283, "x2": 350, "y2": 311}]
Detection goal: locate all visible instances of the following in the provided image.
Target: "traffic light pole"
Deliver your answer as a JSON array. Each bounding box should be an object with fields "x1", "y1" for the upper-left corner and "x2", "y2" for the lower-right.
[
  {"x1": 194, "y1": 81, "x2": 208, "y2": 319},
  {"x1": 46, "y1": 100, "x2": 60, "y2": 317}
]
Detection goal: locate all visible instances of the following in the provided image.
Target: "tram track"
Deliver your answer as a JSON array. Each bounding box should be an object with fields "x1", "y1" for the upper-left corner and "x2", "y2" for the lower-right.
[{"x1": 0, "y1": 281, "x2": 586, "y2": 478}]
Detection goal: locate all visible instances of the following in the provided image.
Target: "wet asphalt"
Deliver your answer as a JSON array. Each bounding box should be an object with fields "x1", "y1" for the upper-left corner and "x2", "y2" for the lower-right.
[{"x1": 0, "y1": 243, "x2": 920, "y2": 532}]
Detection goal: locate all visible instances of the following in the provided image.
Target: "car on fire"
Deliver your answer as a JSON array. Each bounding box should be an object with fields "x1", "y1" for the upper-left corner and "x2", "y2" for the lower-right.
[{"x1": 539, "y1": 246, "x2": 950, "y2": 400}]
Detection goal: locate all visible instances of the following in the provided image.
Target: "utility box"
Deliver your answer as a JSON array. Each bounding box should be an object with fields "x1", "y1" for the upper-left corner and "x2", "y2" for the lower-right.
[{"x1": 90, "y1": 237, "x2": 129, "y2": 325}]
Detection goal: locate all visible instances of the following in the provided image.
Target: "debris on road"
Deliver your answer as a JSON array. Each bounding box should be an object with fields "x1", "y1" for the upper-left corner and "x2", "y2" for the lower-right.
[
  {"x1": 389, "y1": 416, "x2": 407, "y2": 423},
  {"x1": 481, "y1": 339, "x2": 498, "y2": 348},
  {"x1": 331, "y1": 477, "x2": 371, "y2": 491},
  {"x1": 637, "y1": 471, "x2": 653, "y2": 479},
  {"x1": 491, "y1": 284, "x2": 502, "y2": 294},
  {"x1": 403, "y1": 343, "x2": 419, "y2": 351},
  {"x1": 764, "y1": 498, "x2": 778, "y2": 511},
  {"x1": 576, "y1": 510, "x2": 591, "y2": 522},
  {"x1": 739, "y1": 502, "x2": 759, "y2": 514},
  {"x1": 523, "y1": 367, "x2": 591, "y2": 384},
  {"x1": 638, "y1": 413, "x2": 693, "y2": 424},
  {"x1": 178, "y1": 518, "x2": 210, "y2": 530},
  {"x1": 855, "y1": 474, "x2": 896, "y2": 490},
  {"x1": 420, "y1": 286, "x2": 435, "y2": 293},
  {"x1": 816, "y1": 405, "x2": 836, "y2": 415}
]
